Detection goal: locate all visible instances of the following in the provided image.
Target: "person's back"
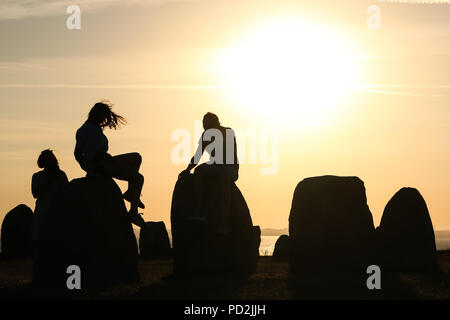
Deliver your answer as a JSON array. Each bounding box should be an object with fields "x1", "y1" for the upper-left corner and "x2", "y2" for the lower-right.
[
  {"x1": 32, "y1": 169, "x2": 68, "y2": 201},
  {"x1": 74, "y1": 120, "x2": 109, "y2": 173},
  {"x1": 32, "y1": 150, "x2": 68, "y2": 242},
  {"x1": 202, "y1": 125, "x2": 239, "y2": 170}
]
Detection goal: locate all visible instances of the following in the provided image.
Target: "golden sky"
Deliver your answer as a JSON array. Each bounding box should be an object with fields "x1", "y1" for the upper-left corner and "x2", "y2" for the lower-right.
[{"x1": 1, "y1": 0, "x2": 450, "y2": 230}]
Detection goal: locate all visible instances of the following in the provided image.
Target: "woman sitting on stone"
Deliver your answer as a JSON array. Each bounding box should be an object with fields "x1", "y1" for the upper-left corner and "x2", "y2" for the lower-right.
[{"x1": 74, "y1": 101, "x2": 145, "y2": 226}]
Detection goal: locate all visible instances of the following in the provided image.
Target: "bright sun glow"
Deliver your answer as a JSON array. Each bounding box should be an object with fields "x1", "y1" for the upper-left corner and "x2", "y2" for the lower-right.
[{"x1": 216, "y1": 17, "x2": 361, "y2": 127}]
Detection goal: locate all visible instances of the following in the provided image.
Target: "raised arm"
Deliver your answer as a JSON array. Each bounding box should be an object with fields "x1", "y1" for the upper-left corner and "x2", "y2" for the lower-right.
[
  {"x1": 185, "y1": 140, "x2": 205, "y2": 172},
  {"x1": 179, "y1": 135, "x2": 206, "y2": 178}
]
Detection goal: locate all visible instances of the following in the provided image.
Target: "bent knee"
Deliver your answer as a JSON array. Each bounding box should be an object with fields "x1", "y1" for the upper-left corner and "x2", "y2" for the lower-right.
[{"x1": 131, "y1": 152, "x2": 142, "y2": 167}]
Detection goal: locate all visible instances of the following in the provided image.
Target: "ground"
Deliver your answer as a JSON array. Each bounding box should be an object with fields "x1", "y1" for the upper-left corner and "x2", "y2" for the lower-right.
[{"x1": 0, "y1": 251, "x2": 449, "y2": 300}]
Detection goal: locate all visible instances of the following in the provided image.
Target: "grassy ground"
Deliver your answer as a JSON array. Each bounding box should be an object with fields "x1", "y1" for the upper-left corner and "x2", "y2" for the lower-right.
[{"x1": 0, "y1": 251, "x2": 449, "y2": 300}]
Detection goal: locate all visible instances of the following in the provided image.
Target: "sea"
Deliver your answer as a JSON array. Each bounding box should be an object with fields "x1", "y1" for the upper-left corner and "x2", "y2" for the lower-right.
[
  {"x1": 134, "y1": 230, "x2": 450, "y2": 256},
  {"x1": 0, "y1": 230, "x2": 448, "y2": 256}
]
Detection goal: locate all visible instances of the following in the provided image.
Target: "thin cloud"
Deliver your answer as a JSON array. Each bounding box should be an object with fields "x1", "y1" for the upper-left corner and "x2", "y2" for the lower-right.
[
  {"x1": 360, "y1": 89, "x2": 448, "y2": 98},
  {"x1": 0, "y1": 83, "x2": 448, "y2": 98},
  {"x1": 360, "y1": 84, "x2": 450, "y2": 89},
  {"x1": 0, "y1": 0, "x2": 189, "y2": 21},
  {"x1": 0, "y1": 83, "x2": 226, "y2": 90},
  {"x1": 357, "y1": 83, "x2": 450, "y2": 97},
  {"x1": 0, "y1": 62, "x2": 51, "y2": 72}
]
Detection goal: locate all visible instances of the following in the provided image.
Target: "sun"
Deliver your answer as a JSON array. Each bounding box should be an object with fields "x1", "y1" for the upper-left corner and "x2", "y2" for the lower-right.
[{"x1": 215, "y1": 17, "x2": 361, "y2": 127}]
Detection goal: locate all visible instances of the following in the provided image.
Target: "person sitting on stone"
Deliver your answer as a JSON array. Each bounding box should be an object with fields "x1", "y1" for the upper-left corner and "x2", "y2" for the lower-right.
[
  {"x1": 179, "y1": 112, "x2": 239, "y2": 234},
  {"x1": 32, "y1": 149, "x2": 69, "y2": 245},
  {"x1": 74, "y1": 101, "x2": 145, "y2": 227}
]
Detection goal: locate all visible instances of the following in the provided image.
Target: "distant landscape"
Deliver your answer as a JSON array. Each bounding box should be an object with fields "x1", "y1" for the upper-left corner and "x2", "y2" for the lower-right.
[
  {"x1": 1, "y1": 228, "x2": 449, "y2": 256},
  {"x1": 130, "y1": 228, "x2": 450, "y2": 256}
]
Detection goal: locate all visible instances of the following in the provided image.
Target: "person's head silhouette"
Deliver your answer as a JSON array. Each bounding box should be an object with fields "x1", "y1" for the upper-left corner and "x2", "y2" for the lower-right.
[
  {"x1": 37, "y1": 149, "x2": 59, "y2": 171},
  {"x1": 203, "y1": 112, "x2": 220, "y2": 130},
  {"x1": 88, "y1": 101, "x2": 126, "y2": 129}
]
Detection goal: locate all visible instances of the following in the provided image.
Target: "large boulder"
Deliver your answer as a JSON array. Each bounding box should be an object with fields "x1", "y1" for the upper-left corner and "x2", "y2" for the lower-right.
[
  {"x1": 272, "y1": 234, "x2": 290, "y2": 262},
  {"x1": 376, "y1": 188, "x2": 438, "y2": 272},
  {"x1": 33, "y1": 176, "x2": 139, "y2": 290},
  {"x1": 1, "y1": 204, "x2": 33, "y2": 259},
  {"x1": 171, "y1": 173, "x2": 260, "y2": 275},
  {"x1": 289, "y1": 176, "x2": 375, "y2": 273},
  {"x1": 139, "y1": 221, "x2": 172, "y2": 259}
]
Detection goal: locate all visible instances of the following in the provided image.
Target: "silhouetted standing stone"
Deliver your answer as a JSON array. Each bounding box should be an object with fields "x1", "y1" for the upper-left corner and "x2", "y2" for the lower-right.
[
  {"x1": 272, "y1": 235, "x2": 290, "y2": 262},
  {"x1": 34, "y1": 176, "x2": 139, "y2": 289},
  {"x1": 376, "y1": 187, "x2": 438, "y2": 272},
  {"x1": 1, "y1": 204, "x2": 33, "y2": 259},
  {"x1": 139, "y1": 221, "x2": 172, "y2": 259},
  {"x1": 289, "y1": 176, "x2": 375, "y2": 273},
  {"x1": 171, "y1": 173, "x2": 260, "y2": 276}
]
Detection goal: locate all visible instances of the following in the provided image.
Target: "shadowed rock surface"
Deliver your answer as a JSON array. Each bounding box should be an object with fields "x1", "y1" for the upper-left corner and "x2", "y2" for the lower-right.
[
  {"x1": 171, "y1": 173, "x2": 260, "y2": 276},
  {"x1": 33, "y1": 176, "x2": 139, "y2": 290},
  {"x1": 273, "y1": 235, "x2": 290, "y2": 262},
  {"x1": 139, "y1": 221, "x2": 172, "y2": 260},
  {"x1": 1, "y1": 205, "x2": 33, "y2": 259},
  {"x1": 376, "y1": 187, "x2": 438, "y2": 272},
  {"x1": 289, "y1": 176, "x2": 375, "y2": 274}
]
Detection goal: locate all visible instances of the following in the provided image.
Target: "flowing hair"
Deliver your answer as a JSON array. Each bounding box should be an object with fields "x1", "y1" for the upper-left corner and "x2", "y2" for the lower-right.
[{"x1": 88, "y1": 100, "x2": 127, "y2": 129}]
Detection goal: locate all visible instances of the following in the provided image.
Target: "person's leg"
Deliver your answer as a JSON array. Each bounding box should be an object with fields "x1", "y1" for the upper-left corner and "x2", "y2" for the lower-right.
[
  {"x1": 125, "y1": 173, "x2": 144, "y2": 212},
  {"x1": 106, "y1": 153, "x2": 145, "y2": 211},
  {"x1": 112, "y1": 152, "x2": 142, "y2": 172}
]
